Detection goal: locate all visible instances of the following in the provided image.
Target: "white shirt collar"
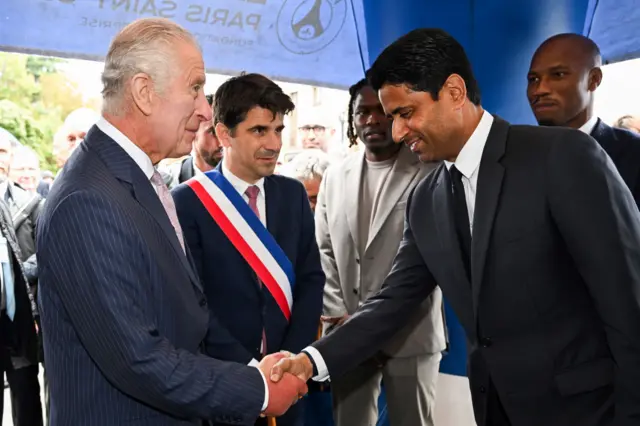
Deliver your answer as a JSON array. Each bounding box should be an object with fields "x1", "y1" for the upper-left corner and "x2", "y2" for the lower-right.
[
  {"x1": 444, "y1": 110, "x2": 494, "y2": 178},
  {"x1": 193, "y1": 160, "x2": 205, "y2": 177},
  {"x1": 579, "y1": 116, "x2": 599, "y2": 135},
  {"x1": 0, "y1": 181, "x2": 9, "y2": 201},
  {"x1": 95, "y1": 117, "x2": 155, "y2": 180},
  {"x1": 221, "y1": 158, "x2": 265, "y2": 197}
]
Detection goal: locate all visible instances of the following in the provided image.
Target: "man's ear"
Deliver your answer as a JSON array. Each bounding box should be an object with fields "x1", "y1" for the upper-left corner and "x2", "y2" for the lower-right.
[
  {"x1": 130, "y1": 73, "x2": 154, "y2": 116},
  {"x1": 442, "y1": 74, "x2": 468, "y2": 110},
  {"x1": 215, "y1": 122, "x2": 233, "y2": 149},
  {"x1": 588, "y1": 67, "x2": 603, "y2": 92}
]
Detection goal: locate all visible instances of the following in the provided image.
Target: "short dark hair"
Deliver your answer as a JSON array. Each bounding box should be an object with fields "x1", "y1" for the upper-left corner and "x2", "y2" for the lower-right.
[
  {"x1": 366, "y1": 28, "x2": 481, "y2": 105},
  {"x1": 213, "y1": 73, "x2": 295, "y2": 131},
  {"x1": 347, "y1": 78, "x2": 368, "y2": 147}
]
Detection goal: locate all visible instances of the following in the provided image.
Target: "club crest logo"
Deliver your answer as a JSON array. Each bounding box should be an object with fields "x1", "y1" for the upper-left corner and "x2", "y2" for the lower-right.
[{"x1": 277, "y1": 0, "x2": 348, "y2": 55}]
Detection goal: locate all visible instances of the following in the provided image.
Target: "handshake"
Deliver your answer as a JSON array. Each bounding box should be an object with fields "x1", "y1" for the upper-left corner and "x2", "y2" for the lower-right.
[{"x1": 257, "y1": 351, "x2": 316, "y2": 417}]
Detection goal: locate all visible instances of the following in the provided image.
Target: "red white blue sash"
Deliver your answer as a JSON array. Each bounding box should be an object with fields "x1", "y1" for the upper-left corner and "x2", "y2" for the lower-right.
[{"x1": 186, "y1": 170, "x2": 294, "y2": 321}]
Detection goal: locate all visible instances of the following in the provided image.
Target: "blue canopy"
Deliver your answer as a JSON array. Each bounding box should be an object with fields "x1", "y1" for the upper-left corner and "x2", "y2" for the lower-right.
[
  {"x1": 0, "y1": 0, "x2": 637, "y2": 89},
  {"x1": 0, "y1": 0, "x2": 369, "y2": 89}
]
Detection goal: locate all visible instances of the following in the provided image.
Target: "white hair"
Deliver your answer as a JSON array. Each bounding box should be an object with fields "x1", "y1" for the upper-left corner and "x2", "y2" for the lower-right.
[
  {"x1": 101, "y1": 18, "x2": 199, "y2": 115},
  {"x1": 63, "y1": 107, "x2": 100, "y2": 132},
  {"x1": 281, "y1": 149, "x2": 331, "y2": 182}
]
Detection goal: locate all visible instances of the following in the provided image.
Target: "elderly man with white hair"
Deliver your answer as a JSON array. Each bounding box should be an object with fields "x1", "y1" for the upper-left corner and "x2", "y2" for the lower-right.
[
  {"x1": 52, "y1": 107, "x2": 100, "y2": 169},
  {"x1": 36, "y1": 18, "x2": 306, "y2": 426},
  {"x1": 279, "y1": 149, "x2": 331, "y2": 212}
]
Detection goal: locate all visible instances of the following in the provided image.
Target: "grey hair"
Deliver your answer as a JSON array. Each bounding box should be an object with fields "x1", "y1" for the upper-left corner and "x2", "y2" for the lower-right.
[
  {"x1": 101, "y1": 18, "x2": 199, "y2": 115},
  {"x1": 284, "y1": 149, "x2": 331, "y2": 182}
]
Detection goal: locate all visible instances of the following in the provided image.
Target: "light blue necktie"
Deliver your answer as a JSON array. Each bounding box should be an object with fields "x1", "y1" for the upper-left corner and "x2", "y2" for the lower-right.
[{"x1": 2, "y1": 246, "x2": 15, "y2": 321}]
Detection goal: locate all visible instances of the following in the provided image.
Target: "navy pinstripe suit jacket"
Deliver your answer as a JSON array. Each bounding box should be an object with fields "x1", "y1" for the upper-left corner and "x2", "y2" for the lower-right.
[{"x1": 36, "y1": 126, "x2": 264, "y2": 426}]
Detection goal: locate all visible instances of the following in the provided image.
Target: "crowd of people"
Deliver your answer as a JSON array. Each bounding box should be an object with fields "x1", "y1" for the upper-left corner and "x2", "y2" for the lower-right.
[{"x1": 0, "y1": 15, "x2": 640, "y2": 426}]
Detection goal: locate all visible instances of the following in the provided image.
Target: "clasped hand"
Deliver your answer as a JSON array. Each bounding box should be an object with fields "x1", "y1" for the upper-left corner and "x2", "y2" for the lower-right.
[
  {"x1": 257, "y1": 351, "x2": 315, "y2": 414},
  {"x1": 258, "y1": 352, "x2": 309, "y2": 417}
]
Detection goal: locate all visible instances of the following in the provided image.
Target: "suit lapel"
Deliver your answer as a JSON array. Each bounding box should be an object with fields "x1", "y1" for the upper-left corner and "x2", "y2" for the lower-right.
[
  {"x1": 344, "y1": 154, "x2": 365, "y2": 253},
  {"x1": 130, "y1": 172, "x2": 202, "y2": 290},
  {"x1": 86, "y1": 127, "x2": 202, "y2": 291},
  {"x1": 433, "y1": 166, "x2": 471, "y2": 288},
  {"x1": 470, "y1": 116, "x2": 509, "y2": 318},
  {"x1": 366, "y1": 146, "x2": 420, "y2": 252}
]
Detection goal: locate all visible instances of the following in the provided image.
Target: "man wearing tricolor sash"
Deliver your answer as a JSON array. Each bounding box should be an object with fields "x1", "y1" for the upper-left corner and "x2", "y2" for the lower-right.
[{"x1": 172, "y1": 74, "x2": 325, "y2": 426}]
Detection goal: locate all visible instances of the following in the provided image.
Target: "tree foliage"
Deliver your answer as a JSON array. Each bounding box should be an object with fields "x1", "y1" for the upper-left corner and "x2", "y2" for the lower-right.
[{"x1": 0, "y1": 52, "x2": 97, "y2": 172}]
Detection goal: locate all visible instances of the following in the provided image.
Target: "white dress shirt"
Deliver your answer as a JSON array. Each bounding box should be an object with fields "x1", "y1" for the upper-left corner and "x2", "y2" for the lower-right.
[
  {"x1": 221, "y1": 159, "x2": 266, "y2": 227},
  {"x1": 96, "y1": 118, "x2": 156, "y2": 185},
  {"x1": 443, "y1": 111, "x2": 494, "y2": 229},
  {"x1": 579, "y1": 115, "x2": 599, "y2": 136},
  {"x1": 97, "y1": 118, "x2": 270, "y2": 410},
  {"x1": 304, "y1": 111, "x2": 495, "y2": 381}
]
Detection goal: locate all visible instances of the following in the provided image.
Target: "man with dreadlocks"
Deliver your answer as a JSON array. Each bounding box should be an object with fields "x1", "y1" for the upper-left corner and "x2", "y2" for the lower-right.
[{"x1": 314, "y1": 78, "x2": 446, "y2": 426}]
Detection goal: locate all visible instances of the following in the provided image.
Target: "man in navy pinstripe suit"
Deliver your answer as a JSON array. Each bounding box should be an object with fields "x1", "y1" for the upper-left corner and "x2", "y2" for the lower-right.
[{"x1": 35, "y1": 18, "x2": 306, "y2": 426}]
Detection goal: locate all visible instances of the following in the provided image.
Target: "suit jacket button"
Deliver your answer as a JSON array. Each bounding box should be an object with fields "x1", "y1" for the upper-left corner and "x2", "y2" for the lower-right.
[
  {"x1": 355, "y1": 258, "x2": 360, "y2": 264},
  {"x1": 479, "y1": 386, "x2": 486, "y2": 393},
  {"x1": 352, "y1": 289, "x2": 358, "y2": 295},
  {"x1": 199, "y1": 298, "x2": 207, "y2": 307},
  {"x1": 480, "y1": 337, "x2": 492, "y2": 348}
]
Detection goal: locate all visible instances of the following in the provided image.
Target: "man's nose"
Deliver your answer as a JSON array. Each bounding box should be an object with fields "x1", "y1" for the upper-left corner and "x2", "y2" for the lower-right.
[
  {"x1": 196, "y1": 91, "x2": 213, "y2": 122},
  {"x1": 392, "y1": 119, "x2": 409, "y2": 144},
  {"x1": 265, "y1": 133, "x2": 282, "y2": 151}
]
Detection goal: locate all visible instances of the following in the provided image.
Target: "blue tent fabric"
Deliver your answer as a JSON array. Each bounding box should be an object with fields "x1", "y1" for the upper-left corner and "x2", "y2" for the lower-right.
[
  {"x1": 0, "y1": 0, "x2": 369, "y2": 89},
  {"x1": 1, "y1": 1, "x2": 638, "y2": 88},
  {"x1": 584, "y1": 0, "x2": 640, "y2": 63}
]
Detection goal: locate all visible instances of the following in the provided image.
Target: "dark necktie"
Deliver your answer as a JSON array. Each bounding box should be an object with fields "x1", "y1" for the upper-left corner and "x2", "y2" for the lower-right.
[
  {"x1": 449, "y1": 165, "x2": 471, "y2": 280},
  {"x1": 245, "y1": 185, "x2": 268, "y2": 357}
]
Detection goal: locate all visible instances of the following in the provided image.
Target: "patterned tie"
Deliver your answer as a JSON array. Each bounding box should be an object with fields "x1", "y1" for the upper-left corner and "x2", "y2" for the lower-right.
[
  {"x1": 150, "y1": 170, "x2": 185, "y2": 252},
  {"x1": 245, "y1": 185, "x2": 267, "y2": 357}
]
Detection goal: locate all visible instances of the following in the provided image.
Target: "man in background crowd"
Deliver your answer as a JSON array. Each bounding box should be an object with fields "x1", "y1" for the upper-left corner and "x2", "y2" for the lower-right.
[
  {"x1": 315, "y1": 78, "x2": 445, "y2": 426},
  {"x1": 0, "y1": 129, "x2": 43, "y2": 426},
  {"x1": 278, "y1": 149, "x2": 330, "y2": 212},
  {"x1": 52, "y1": 107, "x2": 99, "y2": 170},
  {"x1": 161, "y1": 94, "x2": 224, "y2": 189},
  {"x1": 10, "y1": 146, "x2": 40, "y2": 193},
  {"x1": 298, "y1": 108, "x2": 336, "y2": 153},
  {"x1": 36, "y1": 171, "x2": 54, "y2": 199},
  {"x1": 614, "y1": 115, "x2": 640, "y2": 133},
  {"x1": 527, "y1": 33, "x2": 640, "y2": 206}
]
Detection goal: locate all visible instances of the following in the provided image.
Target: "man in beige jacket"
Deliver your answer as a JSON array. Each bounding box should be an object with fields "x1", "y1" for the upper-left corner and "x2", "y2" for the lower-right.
[{"x1": 316, "y1": 79, "x2": 446, "y2": 426}]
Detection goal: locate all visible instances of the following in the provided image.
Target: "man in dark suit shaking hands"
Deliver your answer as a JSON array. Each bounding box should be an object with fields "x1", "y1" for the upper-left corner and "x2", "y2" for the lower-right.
[
  {"x1": 36, "y1": 18, "x2": 306, "y2": 426},
  {"x1": 271, "y1": 28, "x2": 640, "y2": 426}
]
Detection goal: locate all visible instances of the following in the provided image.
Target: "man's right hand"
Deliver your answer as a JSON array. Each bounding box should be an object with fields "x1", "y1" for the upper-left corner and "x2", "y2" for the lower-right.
[
  {"x1": 270, "y1": 353, "x2": 314, "y2": 383},
  {"x1": 258, "y1": 353, "x2": 308, "y2": 417}
]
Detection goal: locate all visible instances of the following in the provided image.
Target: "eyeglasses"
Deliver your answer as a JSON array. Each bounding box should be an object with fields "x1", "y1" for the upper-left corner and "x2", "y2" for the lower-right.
[{"x1": 298, "y1": 125, "x2": 326, "y2": 134}]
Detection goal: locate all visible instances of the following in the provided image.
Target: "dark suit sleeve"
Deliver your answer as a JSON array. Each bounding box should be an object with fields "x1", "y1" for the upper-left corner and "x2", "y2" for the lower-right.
[
  {"x1": 39, "y1": 191, "x2": 264, "y2": 423},
  {"x1": 281, "y1": 182, "x2": 325, "y2": 353},
  {"x1": 547, "y1": 131, "x2": 640, "y2": 423},
  {"x1": 312, "y1": 188, "x2": 437, "y2": 379},
  {"x1": 24, "y1": 198, "x2": 45, "y2": 285},
  {"x1": 172, "y1": 184, "x2": 256, "y2": 364}
]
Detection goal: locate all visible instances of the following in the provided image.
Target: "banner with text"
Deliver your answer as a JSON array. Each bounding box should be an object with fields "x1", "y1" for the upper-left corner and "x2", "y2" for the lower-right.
[{"x1": 0, "y1": 0, "x2": 369, "y2": 88}]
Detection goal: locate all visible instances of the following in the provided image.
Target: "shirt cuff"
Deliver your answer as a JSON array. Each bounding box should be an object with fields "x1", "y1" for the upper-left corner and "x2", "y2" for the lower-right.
[
  {"x1": 253, "y1": 366, "x2": 269, "y2": 411},
  {"x1": 302, "y1": 346, "x2": 330, "y2": 382},
  {"x1": 248, "y1": 358, "x2": 259, "y2": 367}
]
